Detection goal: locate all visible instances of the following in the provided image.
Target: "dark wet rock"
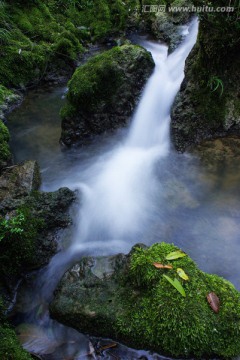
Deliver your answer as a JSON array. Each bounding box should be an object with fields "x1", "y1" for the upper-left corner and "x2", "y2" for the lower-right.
[
  {"x1": 171, "y1": 10, "x2": 240, "y2": 152},
  {"x1": 136, "y1": 0, "x2": 193, "y2": 52},
  {"x1": 151, "y1": 10, "x2": 193, "y2": 52},
  {"x1": 50, "y1": 242, "x2": 240, "y2": 359},
  {"x1": 0, "y1": 160, "x2": 41, "y2": 202},
  {"x1": 0, "y1": 91, "x2": 23, "y2": 122},
  {"x1": 0, "y1": 161, "x2": 76, "y2": 272},
  {"x1": 60, "y1": 45, "x2": 154, "y2": 146},
  {"x1": 0, "y1": 187, "x2": 76, "y2": 269}
]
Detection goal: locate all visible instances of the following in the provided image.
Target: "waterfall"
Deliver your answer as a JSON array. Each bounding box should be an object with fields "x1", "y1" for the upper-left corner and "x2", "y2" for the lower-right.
[
  {"x1": 18, "y1": 18, "x2": 200, "y2": 358},
  {"x1": 72, "y1": 19, "x2": 199, "y2": 254}
]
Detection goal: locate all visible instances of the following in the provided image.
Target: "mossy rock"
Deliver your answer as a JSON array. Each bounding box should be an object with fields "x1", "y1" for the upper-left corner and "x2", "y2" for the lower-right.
[
  {"x1": 60, "y1": 44, "x2": 154, "y2": 146},
  {"x1": 0, "y1": 325, "x2": 32, "y2": 360},
  {"x1": 171, "y1": 1, "x2": 240, "y2": 152},
  {"x1": 0, "y1": 120, "x2": 11, "y2": 172},
  {"x1": 50, "y1": 242, "x2": 240, "y2": 359},
  {"x1": 0, "y1": 161, "x2": 76, "y2": 277}
]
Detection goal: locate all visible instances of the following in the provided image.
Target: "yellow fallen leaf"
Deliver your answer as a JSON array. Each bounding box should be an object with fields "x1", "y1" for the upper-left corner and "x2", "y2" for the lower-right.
[{"x1": 177, "y1": 268, "x2": 189, "y2": 281}]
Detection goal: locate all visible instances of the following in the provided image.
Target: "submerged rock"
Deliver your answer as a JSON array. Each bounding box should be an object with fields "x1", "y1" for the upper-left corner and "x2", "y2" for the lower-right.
[
  {"x1": 60, "y1": 44, "x2": 155, "y2": 146},
  {"x1": 50, "y1": 242, "x2": 240, "y2": 359}
]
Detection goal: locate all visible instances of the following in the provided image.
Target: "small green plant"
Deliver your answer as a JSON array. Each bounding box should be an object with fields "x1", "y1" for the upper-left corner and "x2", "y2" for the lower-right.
[
  {"x1": 207, "y1": 76, "x2": 224, "y2": 96},
  {"x1": 0, "y1": 211, "x2": 25, "y2": 241},
  {"x1": 0, "y1": 206, "x2": 44, "y2": 276}
]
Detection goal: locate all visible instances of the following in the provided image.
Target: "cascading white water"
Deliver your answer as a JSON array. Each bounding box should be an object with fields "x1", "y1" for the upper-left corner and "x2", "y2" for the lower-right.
[{"x1": 72, "y1": 19, "x2": 199, "y2": 254}]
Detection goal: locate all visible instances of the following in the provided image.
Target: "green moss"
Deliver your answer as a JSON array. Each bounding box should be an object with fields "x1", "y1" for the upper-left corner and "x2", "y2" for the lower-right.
[
  {"x1": 0, "y1": 86, "x2": 13, "y2": 105},
  {"x1": 184, "y1": 0, "x2": 240, "y2": 130},
  {"x1": 64, "y1": 44, "x2": 152, "y2": 116},
  {"x1": 0, "y1": 299, "x2": 31, "y2": 360},
  {"x1": 116, "y1": 243, "x2": 240, "y2": 358},
  {"x1": 0, "y1": 120, "x2": 11, "y2": 171},
  {"x1": 0, "y1": 206, "x2": 44, "y2": 277},
  {"x1": 54, "y1": 30, "x2": 84, "y2": 61},
  {"x1": 0, "y1": 2, "x2": 86, "y2": 88},
  {"x1": 0, "y1": 0, "x2": 141, "y2": 88},
  {"x1": 0, "y1": 325, "x2": 32, "y2": 360}
]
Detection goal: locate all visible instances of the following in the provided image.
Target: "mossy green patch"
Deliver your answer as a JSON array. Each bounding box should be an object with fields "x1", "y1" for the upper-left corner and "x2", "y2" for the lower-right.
[
  {"x1": 0, "y1": 120, "x2": 11, "y2": 171},
  {"x1": 50, "y1": 242, "x2": 240, "y2": 359},
  {"x1": 117, "y1": 243, "x2": 240, "y2": 358},
  {"x1": 0, "y1": 206, "x2": 44, "y2": 277},
  {"x1": 0, "y1": 325, "x2": 32, "y2": 360},
  {"x1": 62, "y1": 44, "x2": 153, "y2": 117},
  {"x1": 0, "y1": 1, "x2": 86, "y2": 88},
  {"x1": 0, "y1": 85, "x2": 13, "y2": 105},
  {"x1": 0, "y1": 0, "x2": 140, "y2": 89}
]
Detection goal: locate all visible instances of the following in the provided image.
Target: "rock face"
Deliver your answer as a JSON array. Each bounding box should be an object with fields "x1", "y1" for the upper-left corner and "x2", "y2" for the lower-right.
[
  {"x1": 150, "y1": 5, "x2": 193, "y2": 52},
  {"x1": 171, "y1": 9, "x2": 240, "y2": 152},
  {"x1": 60, "y1": 44, "x2": 155, "y2": 146},
  {"x1": 0, "y1": 161, "x2": 76, "y2": 276},
  {"x1": 191, "y1": 136, "x2": 240, "y2": 167},
  {"x1": 0, "y1": 160, "x2": 40, "y2": 202},
  {"x1": 50, "y1": 242, "x2": 240, "y2": 359}
]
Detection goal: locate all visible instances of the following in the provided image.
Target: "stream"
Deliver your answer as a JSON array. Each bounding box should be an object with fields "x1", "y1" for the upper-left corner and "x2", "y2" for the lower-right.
[{"x1": 7, "y1": 18, "x2": 240, "y2": 359}]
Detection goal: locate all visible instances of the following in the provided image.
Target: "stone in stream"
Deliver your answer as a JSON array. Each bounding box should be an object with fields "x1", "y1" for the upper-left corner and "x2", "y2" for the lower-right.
[
  {"x1": 50, "y1": 242, "x2": 240, "y2": 359},
  {"x1": 0, "y1": 160, "x2": 76, "y2": 290},
  {"x1": 60, "y1": 44, "x2": 155, "y2": 146}
]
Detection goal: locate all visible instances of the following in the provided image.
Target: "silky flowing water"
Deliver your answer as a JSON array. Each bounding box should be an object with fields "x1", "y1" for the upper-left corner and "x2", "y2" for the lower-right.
[{"x1": 7, "y1": 19, "x2": 240, "y2": 359}]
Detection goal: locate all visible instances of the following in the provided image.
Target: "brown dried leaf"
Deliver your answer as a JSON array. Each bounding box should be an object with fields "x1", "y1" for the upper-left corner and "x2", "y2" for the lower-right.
[
  {"x1": 207, "y1": 292, "x2": 220, "y2": 313},
  {"x1": 100, "y1": 343, "x2": 117, "y2": 351},
  {"x1": 153, "y1": 262, "x2": 173, "y2": 269}
]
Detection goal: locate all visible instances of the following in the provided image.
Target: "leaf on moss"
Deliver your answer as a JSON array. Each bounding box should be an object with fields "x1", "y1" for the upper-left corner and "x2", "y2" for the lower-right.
[
  {"x1": 207, "y1": 292, "x2": 220, "y2": 313},
  {"x1": 177, "y1": 268, "x2": 189, "y2": 281},
  {"x1": 163, "y1": 275, "x2": 186, "y2": 297},
  {"x1": 153, "y1": 262, "x2": 173, "y2": 269},
  {"x1": 165, "y1": 250, "x2": 186, "y2": 260}
]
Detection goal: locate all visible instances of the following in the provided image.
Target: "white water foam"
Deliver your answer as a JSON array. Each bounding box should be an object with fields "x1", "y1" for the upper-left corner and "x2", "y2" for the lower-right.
[{"x1": 71, "y1": 19, "x2": 199, "y2": 254}]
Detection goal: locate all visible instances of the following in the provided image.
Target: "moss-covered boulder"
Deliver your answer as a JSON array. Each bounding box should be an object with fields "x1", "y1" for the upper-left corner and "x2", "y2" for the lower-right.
[
  {"x1": 60, "y1": 44, "x2": 155, "y2": 146},
  {"x1": 171, "y1": 1, "x2": 240, "y2": 152},
  {"x1": 50, "y1": 242, "x2": 240, "y2": 359},
  {"x1": 0, "y1": 161, "x2": 76, "y2": 283},
  {"x1": 0, "y1": 120, "x2": 12, "y2": 172}
]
